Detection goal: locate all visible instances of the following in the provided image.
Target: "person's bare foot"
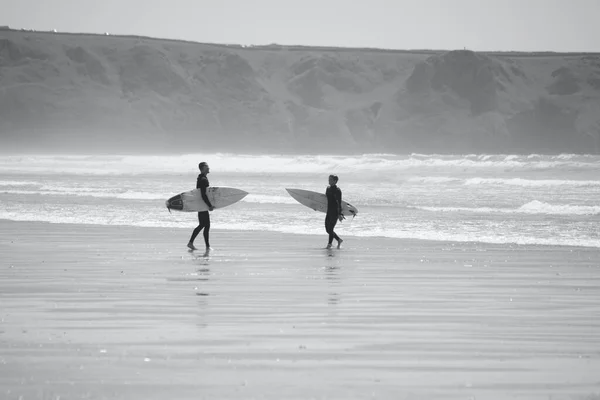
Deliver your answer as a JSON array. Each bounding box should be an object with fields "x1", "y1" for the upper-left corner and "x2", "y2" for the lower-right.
[
  {"x1": 187, "y1": 242, "x2": 197, "y2": 251},
  {"x1": 337, "y1": 239, "x2": 343, "y2": 249}
]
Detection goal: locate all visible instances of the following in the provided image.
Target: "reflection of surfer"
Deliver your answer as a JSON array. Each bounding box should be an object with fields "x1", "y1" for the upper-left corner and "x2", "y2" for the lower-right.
[
  {"x1": 188, "y1": 162, "x2": 214, "y2": 252},
  {"x1": 325, "y1": 175, "x2": 345, "y2": 249}
]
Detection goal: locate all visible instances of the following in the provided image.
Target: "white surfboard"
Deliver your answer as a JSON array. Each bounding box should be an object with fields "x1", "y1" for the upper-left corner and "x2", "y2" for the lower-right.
[
  {"x1": 285, "y1": 188, "x2": 358, "y2": 217},
  {"x1": 166, "y1": 187, "x2": 248, "y2": 212}
]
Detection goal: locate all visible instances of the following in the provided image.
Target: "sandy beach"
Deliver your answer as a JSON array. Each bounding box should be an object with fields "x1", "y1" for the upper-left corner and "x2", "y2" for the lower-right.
[{"x1": 1, "y1": 220, "x2": 599, "y2": 400}]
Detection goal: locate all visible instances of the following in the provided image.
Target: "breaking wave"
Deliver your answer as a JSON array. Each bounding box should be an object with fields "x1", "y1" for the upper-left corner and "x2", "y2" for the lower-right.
[
  {"x1": 417, "y1": 200, "x2": 600, "y2": 216},
  {"x1": 1, "y1": 153, "x2": 598, "y2": 176}
]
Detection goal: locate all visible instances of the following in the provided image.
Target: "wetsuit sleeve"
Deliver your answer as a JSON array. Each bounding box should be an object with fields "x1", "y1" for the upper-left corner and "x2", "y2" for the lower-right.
[
  {"x1": 336, "y1": 188, "x2": 343, "y2": 216},
  {"x1": 199, "y1": 177, "x2": 213, "y2": 208}
]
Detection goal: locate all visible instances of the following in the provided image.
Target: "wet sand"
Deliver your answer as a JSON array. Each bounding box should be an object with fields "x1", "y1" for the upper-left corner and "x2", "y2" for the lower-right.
[{"x1": 1, "y1": 220, "x2": 599, "y2": 400}]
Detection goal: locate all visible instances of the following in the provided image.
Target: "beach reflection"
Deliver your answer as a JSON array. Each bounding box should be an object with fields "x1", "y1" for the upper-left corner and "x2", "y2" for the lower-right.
[
  {"x1": 194, "y1": 266, "x2": 210, "y2": 329},
  {"x1": 325, "y1": 250, "x2": 342, "y2": 305},
  {"x1": 194, "y1": 263, "x2": 211, "y2": 297}
]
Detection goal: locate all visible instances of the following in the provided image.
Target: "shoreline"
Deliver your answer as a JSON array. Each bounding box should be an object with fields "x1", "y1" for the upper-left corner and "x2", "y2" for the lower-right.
[{"x1": 2, "y1": 219, "x2": 599, "y2": 252}]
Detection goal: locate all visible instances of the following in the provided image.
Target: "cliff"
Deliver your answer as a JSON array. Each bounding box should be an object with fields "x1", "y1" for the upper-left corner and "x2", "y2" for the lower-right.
[{"x1": 1, "y1": 30, "x2": 599, "y2": 154}]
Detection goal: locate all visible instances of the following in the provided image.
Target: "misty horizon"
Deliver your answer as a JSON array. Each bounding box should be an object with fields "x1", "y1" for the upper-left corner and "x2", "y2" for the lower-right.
[{"x1": 3, "y1": 0, "x2": 600, "y2": 52}]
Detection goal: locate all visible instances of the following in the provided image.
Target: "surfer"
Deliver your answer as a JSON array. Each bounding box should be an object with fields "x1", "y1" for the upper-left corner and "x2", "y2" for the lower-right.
[
  {"x1": 325, "y1": 174, "x2": 345, "y2": 249},
  {"x1": 188, "y1": 162, "x2": 214, "y2": 252}
]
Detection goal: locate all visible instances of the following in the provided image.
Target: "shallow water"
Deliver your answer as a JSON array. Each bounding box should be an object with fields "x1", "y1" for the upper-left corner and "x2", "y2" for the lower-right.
[{"x1": 1, "y1": 152, "x2": 599, "y2": 247}]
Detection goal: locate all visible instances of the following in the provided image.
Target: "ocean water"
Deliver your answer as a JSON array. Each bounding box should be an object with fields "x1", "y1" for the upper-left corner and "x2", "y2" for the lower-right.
[{"x1": 0, "y1": 153, "x2": 599, "y2": 248}]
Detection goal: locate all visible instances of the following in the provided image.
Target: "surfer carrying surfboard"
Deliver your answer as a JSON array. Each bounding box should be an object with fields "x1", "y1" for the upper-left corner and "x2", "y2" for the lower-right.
[
  {"x1": 187, "y1": 162, "x2": 214, "y2": 252},
  {"x1": 325, "y1": 175, "x2": 345, "y2": 249}
]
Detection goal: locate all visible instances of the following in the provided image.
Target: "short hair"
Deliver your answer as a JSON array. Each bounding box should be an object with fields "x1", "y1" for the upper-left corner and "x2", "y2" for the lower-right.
[
  {"x1": 199, "y1": 162, "x2": 208, "y2": 170},
  {"x1": 329, "y1": 174, "x2": 339, "y2": 183}
]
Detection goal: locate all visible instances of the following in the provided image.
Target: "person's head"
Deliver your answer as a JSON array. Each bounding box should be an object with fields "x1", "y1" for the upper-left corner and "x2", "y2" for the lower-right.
[
  {"x1": 328, "y1": 174, "x2": 338, "y2": 185},
  {"x1": 199, "y1": 162, "x2": 210, "y2": 174}
]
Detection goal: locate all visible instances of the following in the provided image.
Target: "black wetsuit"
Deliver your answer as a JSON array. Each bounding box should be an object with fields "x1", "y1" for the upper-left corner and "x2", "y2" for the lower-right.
[
  {"x1": 189, "y1": 174, "x2": 213, "y2": 247},
  {"x1": 325, "y1": 185, "x2": 342, "y2": 245}
]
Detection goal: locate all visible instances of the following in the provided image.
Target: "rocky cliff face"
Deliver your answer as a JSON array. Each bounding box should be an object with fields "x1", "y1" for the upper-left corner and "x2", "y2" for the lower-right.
[{"x1": 1, "y1": 30, "x2": 599, "y2": 154}]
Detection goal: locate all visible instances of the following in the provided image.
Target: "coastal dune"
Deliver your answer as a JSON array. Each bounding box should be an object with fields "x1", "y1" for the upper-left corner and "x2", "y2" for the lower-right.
[{"x1": 1, "y1": 220, "x2": 599, "y2": 399}]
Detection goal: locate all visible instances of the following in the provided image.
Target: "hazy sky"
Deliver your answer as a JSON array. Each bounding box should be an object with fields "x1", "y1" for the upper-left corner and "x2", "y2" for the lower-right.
[{"x1": 2, "y1": 0, "x2": 599, "y2": 52}]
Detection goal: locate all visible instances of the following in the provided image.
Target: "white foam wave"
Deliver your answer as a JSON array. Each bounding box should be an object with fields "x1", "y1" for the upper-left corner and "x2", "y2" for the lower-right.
[
  {"x1": 417, "y1": 200, "x2": 600, "y2": 216},
  {"x1": 1, "y1": 187, "x2": 300, "y2": 203},
  {"x1": 1, "y1": 213, "x2": 598, "y2": 248},
  {"x1": 517, "y1": 200, "x2": 600, "y2": 215},
  {"x1": 243, "y1": 194, "x2": 298, "y2": 204},
  {"x1": 1, "y1": 153, "x2": 598, "y2": 176},
  {"x1": 407, "y1": 177, "x2": 462, "y2": 184},
  {"x1": 340, "y1": 227, "x2": 600, "y2": 248},
  {"x1": 1, "y1": 189, "x2": 166, "y2": 200},
  {"x1": 464, "y1": 177, "x2": 600, "y2": 187},
  {"x1": 0, "y1": 180, "x2": 39, "y2": 186}
]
